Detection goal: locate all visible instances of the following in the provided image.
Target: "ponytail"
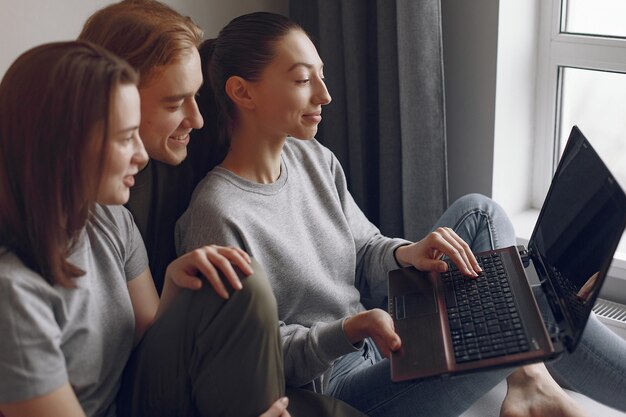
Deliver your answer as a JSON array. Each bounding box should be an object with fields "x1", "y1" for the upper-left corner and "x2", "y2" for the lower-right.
[
  {"x1": 192, "y1": 39, "x2": 229, "y2": 171},
  {"x1": 192, "y1": 12, "x2": 304, "y2": 170}
]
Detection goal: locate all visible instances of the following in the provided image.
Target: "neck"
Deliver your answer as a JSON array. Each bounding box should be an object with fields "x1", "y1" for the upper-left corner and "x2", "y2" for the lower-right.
[{"x1": 220, "y1": 124, "x2": 286, "y2": 184}]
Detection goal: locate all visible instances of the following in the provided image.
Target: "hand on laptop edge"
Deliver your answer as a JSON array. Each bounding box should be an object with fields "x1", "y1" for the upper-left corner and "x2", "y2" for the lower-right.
[
  {"x1": 394, "y1": 227, "x2": 482, "y2": 277},
  {"x1": 344, "y1": 309, "x2": 402, "y2": 357}
]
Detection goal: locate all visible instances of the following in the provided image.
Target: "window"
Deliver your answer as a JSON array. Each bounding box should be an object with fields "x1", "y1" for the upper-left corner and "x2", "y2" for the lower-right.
[
  {"x1": 534, "y1": 0, "x2": 626, "y2": 259},
  {"x1": 558, "y1": 67, "x2": 626, "y2": 183},
  {"x1": 561, "y1": 0, "x2": 626, "y2": 38}
]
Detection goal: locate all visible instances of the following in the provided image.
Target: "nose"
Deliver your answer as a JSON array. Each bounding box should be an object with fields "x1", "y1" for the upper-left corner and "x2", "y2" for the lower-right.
[
  {"x1": 314, "y1": 78, "x2": 332, "y2": 106},
  {"x1": 181, "y1": 96, "x2": 204, "y2": 129},
  {"x1": 133, "y1": 133, "x2": 149, "y2": 167}
]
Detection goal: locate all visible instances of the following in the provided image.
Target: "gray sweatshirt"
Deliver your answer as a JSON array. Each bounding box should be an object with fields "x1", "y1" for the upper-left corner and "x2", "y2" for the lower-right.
[{"x1": 176, "y1": 137, "x2": 409, "y2": 390}]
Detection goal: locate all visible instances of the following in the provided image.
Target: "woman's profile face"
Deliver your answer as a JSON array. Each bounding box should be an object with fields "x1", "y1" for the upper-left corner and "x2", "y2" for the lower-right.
[
  {"x1": 95, "y1": 83, "x2": 148, "y2": 205},
  {"x1": 246, "y1": 29, "x2": 332, "y2": 140}
]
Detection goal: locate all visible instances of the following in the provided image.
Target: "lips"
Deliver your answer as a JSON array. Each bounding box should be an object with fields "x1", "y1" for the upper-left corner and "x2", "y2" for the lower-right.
[
  {"x1": 302, "y1": 112, "x2": 322, "y2": 123},
  {"x1": 168, "y1": 132, "x2": 191, "y2": 146},
  {"x1": 170, "y1": 134, "x2": 188, "y2": 141},
  {"x1": 123, "y1": 175, "x2": 135, "y2": 188}
]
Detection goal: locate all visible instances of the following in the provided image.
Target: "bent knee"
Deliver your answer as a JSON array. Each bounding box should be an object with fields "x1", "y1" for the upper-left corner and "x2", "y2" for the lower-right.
[
  {"x1": 239, "y1": 258, "x2": 273, "y2": 298},
  {"x1": 233, "y1": 258, "x2": 278, "y2": 322},
  {"x1": 452, "y1": 193, "x2": 492, "y2": 209},
  {"x1": 451, "y1": 193, "x2": 508, "y2": 218}
]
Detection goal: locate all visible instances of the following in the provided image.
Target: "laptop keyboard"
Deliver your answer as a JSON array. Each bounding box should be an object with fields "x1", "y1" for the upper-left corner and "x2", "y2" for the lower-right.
[{"x1": 442, "y1": 252, "x2": 530, "y2": 364}]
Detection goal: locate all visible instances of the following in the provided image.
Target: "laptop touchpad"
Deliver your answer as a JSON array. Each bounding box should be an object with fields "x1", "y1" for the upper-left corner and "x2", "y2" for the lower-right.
[{"x1": 394, "y1": 290, "x2": 438, "y2": 320}]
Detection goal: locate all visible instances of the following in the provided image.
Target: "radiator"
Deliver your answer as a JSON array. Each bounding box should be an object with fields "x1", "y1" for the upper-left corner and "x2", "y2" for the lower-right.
[{"x1": 593, "y1": 298, "x2": 626, "y2": 341}]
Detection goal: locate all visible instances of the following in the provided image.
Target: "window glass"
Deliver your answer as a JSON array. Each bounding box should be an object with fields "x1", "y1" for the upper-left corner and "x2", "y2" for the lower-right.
[
  {"x1": 558, "y1": 67, "x2": 626, "y2": 179},
  {"x1": 558, "y1": 66, "x2": 626, "y2": 252},
  {"x1": 561, "y1": 0, "x2": 626, "y2": 38}
]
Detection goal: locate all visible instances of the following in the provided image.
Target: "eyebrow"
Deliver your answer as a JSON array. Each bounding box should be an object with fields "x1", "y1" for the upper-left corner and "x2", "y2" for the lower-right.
[
  {"x1": 161, "y1": 84, "x2": 202, "y2": 102},
  {"x1": 287, "y1": 62, "x2": 324, "y2": 72},
  {"x1": 116, "y1": 125, "x2": 139, "y2": 135},
  {"x1": 161, "y1": 93, "x2": 192, "y2": 103}
]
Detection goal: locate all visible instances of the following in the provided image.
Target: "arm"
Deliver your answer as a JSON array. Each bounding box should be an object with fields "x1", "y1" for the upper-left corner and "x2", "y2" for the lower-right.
[
  {"x1": 280, "y1": 319, "x2": 362, "y2": 387},
  {"x1": 344, "y1": 229, "x2": 484, "y2": 358},
  {"x1": 0, "y1": 383, "x2": 85, "y2": 417},
  {"x1": 328, "y1": 153, "x2": 410, "y2": 301},
  {"x1": 327, "y1": 152, "x2": 480, "y2": 356},
  {"x1": 329, "y1": 152, "x2": 481, "y2": 296},
  {"x1": 127, "y1": 246, "x2": 254, "y2": 345},
  {"x1": 127, "y1": 268, "x2": 159, "y2": 344}
]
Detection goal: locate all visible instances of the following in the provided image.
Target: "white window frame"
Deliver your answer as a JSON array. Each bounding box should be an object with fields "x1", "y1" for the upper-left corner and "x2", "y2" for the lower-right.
[
  {"x1": 530, "y1": 0, "x2": 626, "y2": 296},
  {"x1": 533, "y1": 0, "x2": 626, "y2": 208}
]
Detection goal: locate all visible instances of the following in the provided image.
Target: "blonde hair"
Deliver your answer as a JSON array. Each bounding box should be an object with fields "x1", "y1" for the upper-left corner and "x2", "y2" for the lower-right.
[{"x1": 79, "y1": 0, "x2": 203, "y2": 86}]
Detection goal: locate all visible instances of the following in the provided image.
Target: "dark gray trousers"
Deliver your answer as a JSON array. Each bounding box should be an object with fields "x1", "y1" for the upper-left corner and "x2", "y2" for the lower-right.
[{"x1": 117, "y1": 260, "x2": 366, "y2": 417}]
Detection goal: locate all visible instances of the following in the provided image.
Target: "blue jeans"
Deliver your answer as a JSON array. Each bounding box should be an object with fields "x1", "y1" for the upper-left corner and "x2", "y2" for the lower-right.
[{"x1": 325, "y1": 193, "x2": 626, "y2": 416}]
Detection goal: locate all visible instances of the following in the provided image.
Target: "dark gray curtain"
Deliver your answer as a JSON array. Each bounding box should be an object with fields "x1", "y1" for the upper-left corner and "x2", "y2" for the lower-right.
[{"x1": 290, "y1": 0, "x2": 448, "y2": 241}]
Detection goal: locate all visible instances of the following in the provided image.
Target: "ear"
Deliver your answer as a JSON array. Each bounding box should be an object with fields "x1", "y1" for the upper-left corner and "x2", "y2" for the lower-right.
[{"x1": 225, "y1": 76, "x2": 255, "y2": 110}]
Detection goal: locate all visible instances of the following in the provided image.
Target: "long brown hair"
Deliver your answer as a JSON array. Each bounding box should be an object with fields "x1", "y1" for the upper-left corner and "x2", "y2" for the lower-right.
[
  {"x1": 0, "y1": 41, "x2": 138, "y2": 287},
  {"x1": 79, "y1": 0, "x2": 203, "y2": 87}
]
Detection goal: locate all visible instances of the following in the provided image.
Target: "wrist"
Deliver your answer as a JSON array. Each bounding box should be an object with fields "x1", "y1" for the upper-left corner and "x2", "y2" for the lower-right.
[
  {"x1": 343, "y1": 312, "x2": 367, "y2": 344},
  {"x1": 161, "y1": 267, "x2": 182, "y2": 298},
  {"x1": 394, "y1": 244, "x2": 413, "y2": 267}
]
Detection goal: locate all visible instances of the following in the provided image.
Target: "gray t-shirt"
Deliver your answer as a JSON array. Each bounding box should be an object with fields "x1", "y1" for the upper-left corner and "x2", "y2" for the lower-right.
[
  {"x1": 0, "y1": 205, "x2": 148, "y2": 417},
  {"x1": 176, "y1": 137, "x2": 409, "y2": 390}
]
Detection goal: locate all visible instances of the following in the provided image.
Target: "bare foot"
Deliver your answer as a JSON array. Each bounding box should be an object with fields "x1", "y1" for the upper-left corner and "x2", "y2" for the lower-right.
[{"x1": 500, "y1": 363, "x2": 590, "y2": 417}]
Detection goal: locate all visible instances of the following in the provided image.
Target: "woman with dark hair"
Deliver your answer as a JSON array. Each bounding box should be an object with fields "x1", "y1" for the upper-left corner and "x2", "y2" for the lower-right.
[
  {"x1": 71, "y1": 3, "x2": 368, "y2": 417},
  {"x1": 0, "y1": 40, "x2": 151, "y2": 416},
  {"x1": 178, "y1": 11, "x2": 626, "y2": 417},
  {"x1": 0, "y1": 40, "x2": 343, "y2": 417}
]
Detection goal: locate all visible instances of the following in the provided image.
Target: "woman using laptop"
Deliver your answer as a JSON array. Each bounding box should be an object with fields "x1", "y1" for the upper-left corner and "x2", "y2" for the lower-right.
[
  {"x1": 75, "y1": 2, "x2": 365, "y2": 416},
  {"x1": 0, "y1": 41, "x2": 363, "y2": 417},
  {"x1": 177, "y1": 11, "x2": 626, "y2": 417}
]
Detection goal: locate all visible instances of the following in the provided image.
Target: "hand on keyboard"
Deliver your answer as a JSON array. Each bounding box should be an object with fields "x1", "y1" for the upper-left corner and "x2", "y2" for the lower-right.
[{"x1": 394, "y1": 227, "x2": 482, "y2": 277}]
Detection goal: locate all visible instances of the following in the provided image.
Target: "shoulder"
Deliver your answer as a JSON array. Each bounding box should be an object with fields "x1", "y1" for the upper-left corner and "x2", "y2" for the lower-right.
[
  {"x1": 91, "y1": 204, "x2": 135, "y2": 234},
  {"x1": 283, "y1": 137, "x2": 339, "y2": 175},
  {"x1": 178, "y1": 171, "x2": 241, "y2": 241},
  {"x1": 0, "y1": 250, "x2": 60, "y2": 319},
  {"x1": 88, "y1": 205, "x2": 147, "y2": 273},
  {"x1": 188, "y1": 168, "x2": 255, "y2": 215},
  {"x1": 176, "y1": 172, "x2": 244, "y2": 252},
  {"x1": 88, "y1": 205, "x2": 135, "y2": 252},
  {"x1": 284, "y1": 137, "x2": 333, "y2": 163},
  {"x1": 283, "y1": 137, "x2": 346, "y2": 185},
  {"x1": 0, "y1": 251, "x2": 50, "y2": 292}
]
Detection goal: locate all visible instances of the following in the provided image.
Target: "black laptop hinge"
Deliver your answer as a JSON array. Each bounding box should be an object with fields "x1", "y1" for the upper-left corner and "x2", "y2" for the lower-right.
[
  {"x1": 517, "y1": 245, "x2": 530, "y2": 267},
  {"x1": 524, "y1": 246, "x2": 569, "y2": 353}
]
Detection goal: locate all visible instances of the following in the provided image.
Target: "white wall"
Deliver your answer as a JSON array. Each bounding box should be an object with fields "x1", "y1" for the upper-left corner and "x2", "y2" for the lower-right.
[
  {"x1": 441, "y1": 0, "x2": 499, "y2": 203},
  {"x1": 0, "y1": 0, "x2": 288, "y2": 78},
  {"x1": 492, "y1": 0, "x2": 539, "y2": 216},
  {"x1": 441, "y1": 0, "x2": 539, "y2": 215}
]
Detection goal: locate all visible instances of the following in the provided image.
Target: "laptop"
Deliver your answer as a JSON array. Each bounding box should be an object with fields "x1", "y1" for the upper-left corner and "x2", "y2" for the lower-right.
[{"x1": 388, "y1": 126, "x2": 626, "y2": 382}]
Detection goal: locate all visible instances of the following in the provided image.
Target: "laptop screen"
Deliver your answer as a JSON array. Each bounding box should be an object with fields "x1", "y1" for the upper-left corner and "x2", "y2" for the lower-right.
[{"x1": 528, "y1": 126, "x2": 626, "y2": 350}]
